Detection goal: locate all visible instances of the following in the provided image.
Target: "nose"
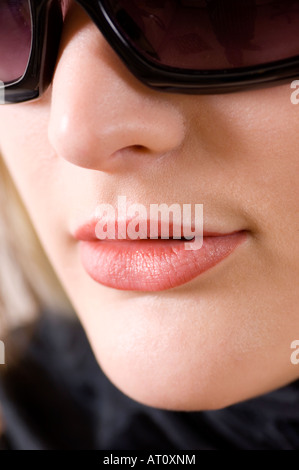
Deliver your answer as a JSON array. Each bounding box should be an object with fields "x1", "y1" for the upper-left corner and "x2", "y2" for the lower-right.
[{"x1": 48, "y1": 3, "x2": 186, "y2": 173}]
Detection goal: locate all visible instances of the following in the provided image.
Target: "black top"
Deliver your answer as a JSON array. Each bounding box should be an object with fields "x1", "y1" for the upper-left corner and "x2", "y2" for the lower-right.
[{"x1": 0, "y1": 311, "x2": 299, "y2": 450}]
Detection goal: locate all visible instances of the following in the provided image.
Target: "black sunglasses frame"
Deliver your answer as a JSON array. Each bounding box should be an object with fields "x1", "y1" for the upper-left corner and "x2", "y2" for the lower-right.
[{"x1": 3, "y1": 0, "x2": 299, "y2": 104}]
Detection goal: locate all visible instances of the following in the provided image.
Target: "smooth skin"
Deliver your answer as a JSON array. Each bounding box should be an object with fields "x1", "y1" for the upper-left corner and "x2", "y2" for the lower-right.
[{"x1": 1, "y1": 1, "x2": 299, "y2": 410}]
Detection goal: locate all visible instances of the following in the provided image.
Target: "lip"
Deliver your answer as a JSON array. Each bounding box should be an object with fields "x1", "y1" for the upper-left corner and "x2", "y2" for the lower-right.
[{"x1": 73, "y1": 219, "x2": 247, "y2": 291}]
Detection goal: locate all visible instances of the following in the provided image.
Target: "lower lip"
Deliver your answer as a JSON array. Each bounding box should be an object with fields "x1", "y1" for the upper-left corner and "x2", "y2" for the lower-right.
[{"x1": 79, "y1": 232, "x2": 247, "y2": 291}]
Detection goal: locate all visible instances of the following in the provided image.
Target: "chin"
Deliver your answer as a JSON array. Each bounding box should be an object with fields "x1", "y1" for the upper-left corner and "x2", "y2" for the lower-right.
[
  {"x1": 66, "y1": 276, "x2": 299, "y2": 413},
  {"x1": 85, "y1": 333, "x2": 283, "y2": 412},
  {"x1": 99, "y1": 358, "x2": 297, "y2": 412},
  {"x1": 94, "y1": 359, "x2": 246, "y2": 411}
]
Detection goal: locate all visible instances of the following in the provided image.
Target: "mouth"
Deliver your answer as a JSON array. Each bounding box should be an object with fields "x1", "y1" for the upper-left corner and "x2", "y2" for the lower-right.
[{"x1": 73, "y1": 218, "x2": 248, "y2": 291}]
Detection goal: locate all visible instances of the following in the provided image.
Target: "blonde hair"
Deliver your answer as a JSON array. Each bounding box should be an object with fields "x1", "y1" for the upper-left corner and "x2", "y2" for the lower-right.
[{"x1": 0, "y1": 155, "x2": 73, "y2": 335}]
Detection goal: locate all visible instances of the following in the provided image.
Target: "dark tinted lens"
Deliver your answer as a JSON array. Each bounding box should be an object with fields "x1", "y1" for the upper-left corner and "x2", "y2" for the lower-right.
[
  {"x1": 0, "y1": 0, "x2": 32, "y2": 83},
  {"x1": 106, "y1": 0, "x2": 299, "y2": 70}
]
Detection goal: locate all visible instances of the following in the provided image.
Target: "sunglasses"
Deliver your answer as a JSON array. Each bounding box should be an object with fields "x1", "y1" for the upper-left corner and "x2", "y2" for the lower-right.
[{"x1": 1, "y1": 0, "x2": 299, "y2": 104}]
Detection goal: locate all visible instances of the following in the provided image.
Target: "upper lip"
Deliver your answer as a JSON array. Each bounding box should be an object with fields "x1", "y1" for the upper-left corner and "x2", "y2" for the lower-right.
[{"x1": 72, "y1": 217, "x2": 241, "y2": 242}]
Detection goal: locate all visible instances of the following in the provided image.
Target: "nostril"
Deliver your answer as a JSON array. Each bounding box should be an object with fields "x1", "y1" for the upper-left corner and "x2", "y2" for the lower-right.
[
  {"x1": 116, "y1": 145, "x2": 150, "y2": 155},
  {"x1": 131, "y1": 145, "x2": 148, "y2": 152}
]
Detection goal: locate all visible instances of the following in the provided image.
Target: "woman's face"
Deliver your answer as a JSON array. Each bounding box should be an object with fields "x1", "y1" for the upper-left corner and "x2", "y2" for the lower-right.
[{"x1": 1, "y1": 1, "x2": 299, "y2": 411}]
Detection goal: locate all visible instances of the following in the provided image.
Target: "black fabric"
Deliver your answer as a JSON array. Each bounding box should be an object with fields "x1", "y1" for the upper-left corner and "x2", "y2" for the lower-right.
[{"x1": 0, "y1": 311, "x2": 299, "y2": 450}]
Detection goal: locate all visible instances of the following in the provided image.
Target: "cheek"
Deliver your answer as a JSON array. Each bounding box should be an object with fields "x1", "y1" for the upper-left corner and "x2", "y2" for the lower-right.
[
  {"x1": 0, "y1": 104, "x2": 59, "y2": 239},
  {"x1": 0, "y1": 100, "x2": 79, "y2": 280},
  {"x1": 206, "y1": 85, "x2": 299, "y2": 234}
]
